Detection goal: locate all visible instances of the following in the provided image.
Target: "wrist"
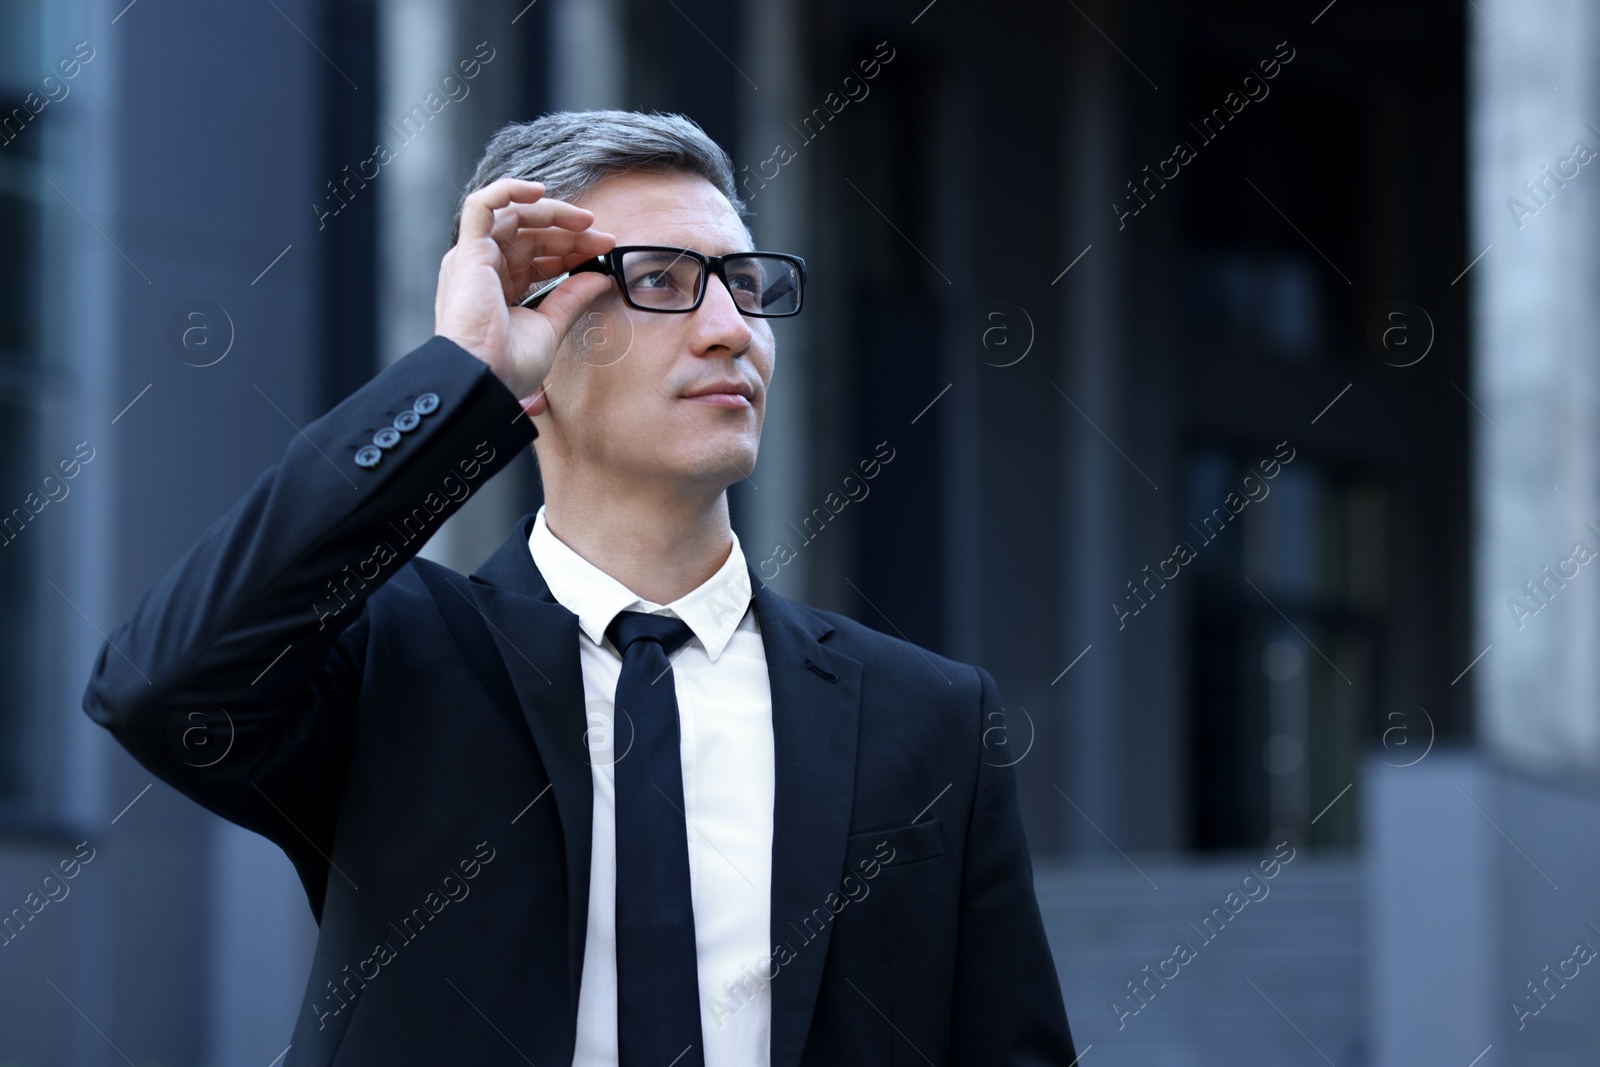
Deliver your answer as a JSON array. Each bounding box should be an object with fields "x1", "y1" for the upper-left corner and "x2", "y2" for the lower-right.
[{"x1": 438, "y1": 333, "x2": 515, "y2": 391}]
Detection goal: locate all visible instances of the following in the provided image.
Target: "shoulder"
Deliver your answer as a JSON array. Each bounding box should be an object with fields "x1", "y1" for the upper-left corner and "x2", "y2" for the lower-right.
[
  {"x1": 778, "y1": 595, "x2": 1012, "y2": 782},
  {"x1": 369, "y1": 551, "x2": 456, "y2": 609},
  {"x1": 350, "y1": 550, "x2": 476, "y2": 640},
  {"x1": 780, "y1": 594, "x2": 988, "y2": 702}
]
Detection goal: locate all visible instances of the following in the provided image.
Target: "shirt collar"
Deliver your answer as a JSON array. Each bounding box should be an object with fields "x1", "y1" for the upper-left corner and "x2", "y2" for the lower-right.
[{"x1": 526, "y1": 504, "x2": 752, "y2": 661}]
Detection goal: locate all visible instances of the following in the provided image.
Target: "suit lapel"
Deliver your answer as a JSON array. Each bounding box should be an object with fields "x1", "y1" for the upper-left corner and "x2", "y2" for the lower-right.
[
  {"x1": 751, "y1": 570, "x2": 863, "y2": 1067},
  {"x1": 466, "y1": 513, "x2": 594, "y2": 1005}
]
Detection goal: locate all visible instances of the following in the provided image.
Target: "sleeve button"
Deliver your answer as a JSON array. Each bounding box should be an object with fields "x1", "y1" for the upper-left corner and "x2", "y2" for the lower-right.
[
  {"x1": 394, "y1": 409, "x2": 421, "y2": 432},
  {"x1": 373, "y1": 427, "x2": 402, "y2": 449},
  {"x1": 354, "y1": 445, "x2": 383, "y2": 469},
  {"x1": 414, "y1": 392, "x2": 441, "y2": 416}
]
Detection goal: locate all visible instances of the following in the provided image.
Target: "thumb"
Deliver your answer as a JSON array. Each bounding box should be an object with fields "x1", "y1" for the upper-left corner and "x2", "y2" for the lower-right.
[
  {"x1": 530, "y1": 273, "x2": 616, "y2": 341},
  {"x1": 514, "y1": 273, "x2": 616, "y2": 419}
]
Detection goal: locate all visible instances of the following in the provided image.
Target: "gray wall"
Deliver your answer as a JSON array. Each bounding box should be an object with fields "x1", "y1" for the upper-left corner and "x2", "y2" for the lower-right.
[{"x1": 1, "y1": 0, "x2": 324, "y2": 1061}]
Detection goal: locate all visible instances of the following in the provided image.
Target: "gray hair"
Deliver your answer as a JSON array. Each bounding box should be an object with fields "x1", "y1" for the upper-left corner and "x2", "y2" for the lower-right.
[{"x1": 448, "y1": 110, "x2": 747, "y2": 246}]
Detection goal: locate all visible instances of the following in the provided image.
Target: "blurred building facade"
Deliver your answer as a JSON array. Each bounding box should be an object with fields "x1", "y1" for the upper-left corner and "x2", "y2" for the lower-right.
[{"x1": 0, "y1": 0, "x2": 1597, "y2": 1063}]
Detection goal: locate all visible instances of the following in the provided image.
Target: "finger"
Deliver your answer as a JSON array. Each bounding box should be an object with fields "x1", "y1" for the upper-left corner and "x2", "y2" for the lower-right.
[
  {"x1": 491, "y1": 218, "x2": 613, "y2": 260},
  {"x1": 506, "y1": 252, "x2": 612, "y2": 306},
  {"x1": 457, "y1": 185, "x2": 544, "y2": 247},
  {"x1": 492, "y1": 230, "x2": 611, "y2": 292},
  {"x1": 516, "y1": 252, "x2": 600, "y2": 289},
  {"x1": 534, "y1": 250, "x2": 603, "y2": 276},
  {"x1": 500, "y1": 247, "x2": 602, "y2": 305},
  {"x1": 494, "y1": 222, "x2": 611, "y2": 291},
  {"x1": 481, "y1": 195, "x2": 599, "y2": 244},
  {"x1": 507, "y1": 256, "x2": 611, "y2": 306},
  {"x1": 497, "y1": 195, "x2": 604, "y2": 233},
  {"x1": 496, "y1": 227, "x2": 612, "y2": 280},
  {"x1": 525, "y1": 225, "x2": 615, "y2": 254},
  {"x1": 456, "y1": 178, "x2": 550, "y2": 245},
  {"x1": 518, "y1": 272, "x2": 615, "y2": 338}
]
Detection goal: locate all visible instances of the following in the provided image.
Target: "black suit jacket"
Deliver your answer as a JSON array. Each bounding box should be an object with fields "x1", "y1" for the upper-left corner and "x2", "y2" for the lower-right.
[{"x1": 81, "y1": 336, "x2": 1077, "y2": 1065}]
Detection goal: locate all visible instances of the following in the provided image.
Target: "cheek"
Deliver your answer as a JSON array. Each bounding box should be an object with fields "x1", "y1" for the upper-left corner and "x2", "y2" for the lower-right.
[
  {"x1": 752, "y1": 330, "x2": 778, "y2": 388},
  {"x1": 544, "y1": 343, "x2": 609, "y2": 428},
  {"x1": 572, "y1": 299, "x2": 637, "y2": 369},
  {"x1": 559, "y1": 350, "x2": 666, "y2": 441}
]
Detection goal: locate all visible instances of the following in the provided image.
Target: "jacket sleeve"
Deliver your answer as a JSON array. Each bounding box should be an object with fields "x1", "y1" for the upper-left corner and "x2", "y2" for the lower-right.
[
  {"x1": 80, "y1": 336, "x2": 535, "y2": 912},
  {"x1": 948, "y1": 665, "x2": 1079, "y2": 1064}
]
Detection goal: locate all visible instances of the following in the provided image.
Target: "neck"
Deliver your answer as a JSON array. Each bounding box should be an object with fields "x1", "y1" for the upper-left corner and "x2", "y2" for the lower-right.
[{"x1": 541, "y1": 470, "x2": 735, "y2": 606}]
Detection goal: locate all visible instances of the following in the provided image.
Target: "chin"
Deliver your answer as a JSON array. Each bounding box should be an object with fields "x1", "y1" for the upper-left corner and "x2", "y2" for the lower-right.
[{"x1": 688, "y1": 444, "x2": 759, "y2": 484}]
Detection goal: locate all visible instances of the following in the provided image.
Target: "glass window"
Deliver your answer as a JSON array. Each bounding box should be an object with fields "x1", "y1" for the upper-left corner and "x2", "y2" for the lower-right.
[
  {"x1": 0, "y1": 1, "x2": 46, "y2": 811},
  {"x1": 0, "y1": 189, "x2": 41, "y2": 357},
  {"x1": 1186, "y1": 447, "x2": 1387, "y2": 851}
]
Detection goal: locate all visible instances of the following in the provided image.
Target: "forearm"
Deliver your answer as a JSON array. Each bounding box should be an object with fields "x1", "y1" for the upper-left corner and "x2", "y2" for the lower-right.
[{"x1": 81, "y1": 335, "x2": 534, "y2": 836}]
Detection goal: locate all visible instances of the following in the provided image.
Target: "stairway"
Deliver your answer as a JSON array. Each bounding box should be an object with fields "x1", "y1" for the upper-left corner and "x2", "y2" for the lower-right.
[{"x1": 1033, "y1": 855, "x2": 1366, "y2": 1067}]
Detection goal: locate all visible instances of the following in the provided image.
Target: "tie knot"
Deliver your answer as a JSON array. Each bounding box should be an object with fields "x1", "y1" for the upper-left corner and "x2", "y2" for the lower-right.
[{"x1": 606, "y1": 610, "x2": 695, "y2": 658}]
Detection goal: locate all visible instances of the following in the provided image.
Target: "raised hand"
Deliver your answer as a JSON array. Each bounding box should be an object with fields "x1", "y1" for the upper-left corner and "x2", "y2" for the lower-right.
[{"x1": 434, "y1": 178, "x2": 616, "y2": 409}]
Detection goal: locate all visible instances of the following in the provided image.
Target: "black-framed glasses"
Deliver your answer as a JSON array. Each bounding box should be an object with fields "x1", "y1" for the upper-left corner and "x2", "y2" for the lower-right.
[{"x1": 517, "y1": 245, "x2": 806, "y2": 318}]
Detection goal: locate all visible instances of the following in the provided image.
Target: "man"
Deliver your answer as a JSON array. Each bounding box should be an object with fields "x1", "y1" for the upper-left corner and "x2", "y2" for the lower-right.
[{"x1": 82, "y1": 111, "x2": 1076, "y2": 1065}]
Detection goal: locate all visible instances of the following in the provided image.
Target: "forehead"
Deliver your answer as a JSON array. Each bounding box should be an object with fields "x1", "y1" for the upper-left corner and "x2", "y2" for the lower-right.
[{"x1": 574, "y1": 170, "x2": 753, "y2": 254}]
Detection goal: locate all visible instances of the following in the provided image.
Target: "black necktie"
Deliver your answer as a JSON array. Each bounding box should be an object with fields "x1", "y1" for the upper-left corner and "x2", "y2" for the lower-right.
[{"x1": 606, "y1": 610, "x2": 706, "y2": 1067}]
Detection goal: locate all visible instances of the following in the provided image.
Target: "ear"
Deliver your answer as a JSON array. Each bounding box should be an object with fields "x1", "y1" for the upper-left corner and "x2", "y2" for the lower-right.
[{"x1": 520, "y1": 387, "x2": 549, "y2": 418}]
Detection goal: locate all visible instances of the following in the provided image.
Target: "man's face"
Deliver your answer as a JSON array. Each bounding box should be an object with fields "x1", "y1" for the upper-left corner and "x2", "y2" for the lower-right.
[{"x1": 534, "y1": 170, "x2": 775, "y2": 493}]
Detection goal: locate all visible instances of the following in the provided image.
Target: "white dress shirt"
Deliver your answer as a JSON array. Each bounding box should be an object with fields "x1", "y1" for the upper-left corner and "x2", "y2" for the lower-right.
[{"x1": 527, "y1": 505, "x2": 775, "y2": 1066}]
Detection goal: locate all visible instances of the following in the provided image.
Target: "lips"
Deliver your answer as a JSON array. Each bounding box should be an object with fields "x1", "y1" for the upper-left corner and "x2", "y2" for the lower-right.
[{"x1": 681, "y1": 380, "x2": 754, "y2": 400}]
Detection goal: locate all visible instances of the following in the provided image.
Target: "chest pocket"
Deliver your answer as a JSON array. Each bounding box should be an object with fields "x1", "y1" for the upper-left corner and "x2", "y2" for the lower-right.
[{"x1": 844, "y1": 817, "x2": 945, "y2": 872}]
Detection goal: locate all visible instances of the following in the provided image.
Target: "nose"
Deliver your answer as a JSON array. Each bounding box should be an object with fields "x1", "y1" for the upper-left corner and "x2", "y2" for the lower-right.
[{"x1": 690, "y1": 271, "x2": 754, "y2": 357}]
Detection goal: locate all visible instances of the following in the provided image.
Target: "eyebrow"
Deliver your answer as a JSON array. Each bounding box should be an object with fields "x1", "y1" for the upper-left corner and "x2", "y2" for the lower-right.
[
  {"x1": 668, "y1": 241, "x2": 755, "y2": 257},
  {"x1": 666, "y1": 224, "x2": 756, "y2": 256},
  {"x1": 628, "y1": 241, "x2": 757, "y2": 257}
]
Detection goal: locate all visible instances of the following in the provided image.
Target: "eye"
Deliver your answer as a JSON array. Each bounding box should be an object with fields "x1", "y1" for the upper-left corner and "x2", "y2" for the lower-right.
[
  {"x1": 623, "y1": 254, "x2": 699, "y2": 294},
  {"x1": 727, "y1": 268, "x2": 763, "y2": 294}
]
